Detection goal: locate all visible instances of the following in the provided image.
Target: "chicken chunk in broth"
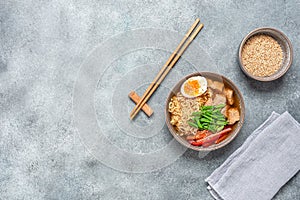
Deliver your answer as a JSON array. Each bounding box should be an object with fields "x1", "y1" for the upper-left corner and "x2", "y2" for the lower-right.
[{"x1": 206, "y1": 79, "x2": 240, "y2": 125}]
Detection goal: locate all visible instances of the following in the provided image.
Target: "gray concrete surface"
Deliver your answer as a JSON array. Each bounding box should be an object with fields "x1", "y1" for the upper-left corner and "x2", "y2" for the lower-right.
[{"x1": 1, "y1": 0, "x2": 299, "y2": 199}]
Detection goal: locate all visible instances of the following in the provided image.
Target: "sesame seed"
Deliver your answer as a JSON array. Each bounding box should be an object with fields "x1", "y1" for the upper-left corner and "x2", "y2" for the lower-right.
[{"x1": 241, "y1": 34, "x2": 283, "y2": 77}]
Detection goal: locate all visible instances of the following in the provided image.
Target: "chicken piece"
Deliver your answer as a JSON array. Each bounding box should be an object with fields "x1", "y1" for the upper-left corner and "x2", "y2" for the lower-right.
[
  {"x1": 207, "y1": 87, "x2": 214, "y2": 98},
  {"x1": 224, "y1": 88, "x2": 234, "y2": 105},
  {"x1": 212, "y1": 93, "x2": 226, "y2": 106},
  {"x1": 210, "y1": 81, "x2": 224, "y2": 92},
  {"x1": 227, "y1": 107, "x2": 240, "y2": 125},
  {"x1": 207, "y1": 79, "x2": 214, "y2": 87},
  {"x1": 221, "y1": 105, "x2": 230, "y2": 118}
]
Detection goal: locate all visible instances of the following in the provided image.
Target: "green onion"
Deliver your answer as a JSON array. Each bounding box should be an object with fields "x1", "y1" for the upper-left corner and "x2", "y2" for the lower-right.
[
  {"x1": 191, "y1": 112, "x2": 202, "y2": 116},
  {"x1": 200, "y1": 118, "x2": 211, "y2": 123},
  {"x1": 202, "y1": 115, "x2": 212, "y2": 121},
  {"x1": 188, "y1": 104, "x2": 228, "y2": 133},
  {"x1": 187, "y1": 121, "x2": 198, "y2": 128},
  {"x1": 216, "y1": 126, "x2": 225, "y2": 132},
  {"x1": 196, "y1": 119, "x2": 202, "y2": 129}
]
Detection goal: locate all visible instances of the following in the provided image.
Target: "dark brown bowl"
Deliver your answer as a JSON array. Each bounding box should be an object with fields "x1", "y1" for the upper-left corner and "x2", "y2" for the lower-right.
[
  {"x1": 165, "y1": 72, "x2": 245, "y2": 151},
  {"x1": 238, "y1": 27, "x2": 293, "y2": 81}
]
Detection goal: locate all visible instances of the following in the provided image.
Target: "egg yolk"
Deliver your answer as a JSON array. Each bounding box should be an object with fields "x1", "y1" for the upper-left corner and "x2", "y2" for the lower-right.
[{"x1": 184, "y1": 79, "x2": 200, "y2": 96}]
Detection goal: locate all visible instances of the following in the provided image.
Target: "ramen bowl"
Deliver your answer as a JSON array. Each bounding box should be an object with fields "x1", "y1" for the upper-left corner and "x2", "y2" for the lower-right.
[{"x1": 165, "y1": 72, "x2": 245, "y2": 151}]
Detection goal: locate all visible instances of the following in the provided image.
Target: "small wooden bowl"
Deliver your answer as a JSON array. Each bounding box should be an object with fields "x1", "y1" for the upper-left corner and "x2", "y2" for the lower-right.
[
  {"x1": 238, "y1": 27, "x2": 293, "y2": 81},
  {"x1": 165, "y1": 72, "x2": 245, "y2": 152}
]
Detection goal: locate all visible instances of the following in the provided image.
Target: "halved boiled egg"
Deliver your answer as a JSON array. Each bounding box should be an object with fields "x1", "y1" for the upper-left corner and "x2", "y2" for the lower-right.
[{"x1": 180, "y1": 76, "x2": 207, "y2": 98}]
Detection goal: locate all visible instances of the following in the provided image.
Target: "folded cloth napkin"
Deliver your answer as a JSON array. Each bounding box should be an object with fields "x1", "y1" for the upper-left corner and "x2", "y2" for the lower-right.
[{"x1": 205, "y1": 111, "x2": 300, "y2": 200}]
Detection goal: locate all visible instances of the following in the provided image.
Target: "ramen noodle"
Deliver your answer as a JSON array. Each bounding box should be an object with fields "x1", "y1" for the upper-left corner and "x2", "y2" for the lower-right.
[{"x1": 168, "y1": 92, "x2": 210, "y2": 136}]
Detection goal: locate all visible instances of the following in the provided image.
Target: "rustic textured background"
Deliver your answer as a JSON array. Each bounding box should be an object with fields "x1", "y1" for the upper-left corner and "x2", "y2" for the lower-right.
[{"x1": 0, "y1": 0, "x2": 299, "y2": 199}]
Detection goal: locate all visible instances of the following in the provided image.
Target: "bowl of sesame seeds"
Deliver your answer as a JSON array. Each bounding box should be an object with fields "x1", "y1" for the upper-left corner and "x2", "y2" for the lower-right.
[{"x1": 238, "y1": 27, "x2": 293, "y2": 81}]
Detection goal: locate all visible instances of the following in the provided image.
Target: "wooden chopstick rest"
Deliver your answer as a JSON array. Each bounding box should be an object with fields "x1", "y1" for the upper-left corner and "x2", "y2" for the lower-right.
[{"x1": 128, "y1": 91, "x2": 153, "y2": 117}]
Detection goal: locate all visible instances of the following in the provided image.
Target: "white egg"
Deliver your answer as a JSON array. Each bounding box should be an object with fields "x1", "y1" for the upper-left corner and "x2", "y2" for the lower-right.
[{"x1": 180, "y1": 76, "x2": 207, "y2": 98}]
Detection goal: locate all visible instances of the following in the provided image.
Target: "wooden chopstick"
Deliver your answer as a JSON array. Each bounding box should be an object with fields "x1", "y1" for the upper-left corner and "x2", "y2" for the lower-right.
[
  {"x1": 130, "y1": 23, "x2": 204, "y2": 120},
  {"x1": 129, "y1": 19, "x2": 200, "y2": 119},
  {"x1": 130, "y1": 22, "x2": 204, "y2": 120},
  {"x1": 130, "y1": 19, "x2": 203, "y2": 120}
]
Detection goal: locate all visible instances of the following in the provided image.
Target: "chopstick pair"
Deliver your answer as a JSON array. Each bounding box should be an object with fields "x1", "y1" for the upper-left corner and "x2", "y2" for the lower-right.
[{"x1": 130, "y1": 18, "x2": 204, "y2": 120}]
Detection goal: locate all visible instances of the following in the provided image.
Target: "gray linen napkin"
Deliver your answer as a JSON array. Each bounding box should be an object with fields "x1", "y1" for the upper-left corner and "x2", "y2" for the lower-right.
[{"x1": 205, "y1": 111, "x2": 300, "y2": 200}]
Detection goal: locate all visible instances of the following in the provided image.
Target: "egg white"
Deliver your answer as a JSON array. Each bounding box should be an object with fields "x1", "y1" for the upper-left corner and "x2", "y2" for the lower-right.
[{"x1": 180, "y1": 76, "x2": 208, "y2": 98}]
